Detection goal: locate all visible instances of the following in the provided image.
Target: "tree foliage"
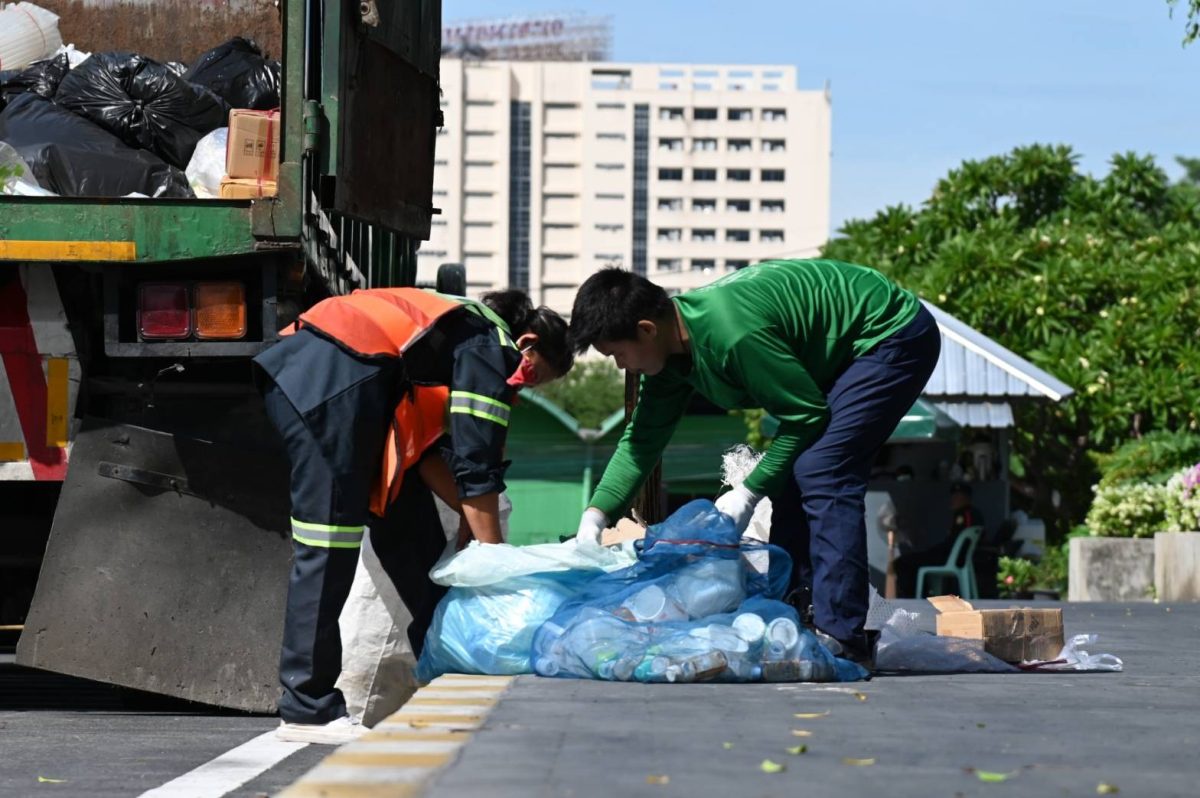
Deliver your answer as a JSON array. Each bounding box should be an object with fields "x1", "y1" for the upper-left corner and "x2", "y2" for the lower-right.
[
  {"x1": 533, "y1": 359, "x2": 625, "y2": 429},
  {"x1": 1168, "y1": 0, "x2": 1200, "y2": 44},
  {"x1": 823, "y1": 144, "x2": 1200, "y2": 536}
]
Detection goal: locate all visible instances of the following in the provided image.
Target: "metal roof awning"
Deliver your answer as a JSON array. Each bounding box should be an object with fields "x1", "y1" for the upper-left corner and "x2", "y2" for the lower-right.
[{"x1": 933, "y1": 401, "x2": 1015, "y2": 429}]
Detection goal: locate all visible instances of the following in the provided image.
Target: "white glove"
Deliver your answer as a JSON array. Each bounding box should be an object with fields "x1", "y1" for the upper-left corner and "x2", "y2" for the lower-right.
[
  {"x1": 575, "y1": 508, "x2": 607, "y2": 547},
  {"x1": 714, "y1": 485, "x2": 761, "y2": 534}
]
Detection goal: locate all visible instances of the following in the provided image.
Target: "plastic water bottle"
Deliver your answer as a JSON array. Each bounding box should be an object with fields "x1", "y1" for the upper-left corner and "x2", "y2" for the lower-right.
[
  {"x1": 761, "y1": 658, "x2": 815, "y2": 682},
  {"x1": 620, "y1": 584, "x2": 687, "y2": 623},
  {"x1": 732, "y1": 613, "x2": 767, "y2": 656},
  {"x1": 677, "y1": 650, "x2": 728, "y2": 683},
  {"x1": 765, "y1": 617, "x2": 800, "y2": 660}
]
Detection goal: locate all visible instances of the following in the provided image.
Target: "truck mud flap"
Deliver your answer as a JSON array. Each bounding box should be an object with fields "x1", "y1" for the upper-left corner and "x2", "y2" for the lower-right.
[{"x1": 16, "y1": 417, "x2": 292, "y2": 712}]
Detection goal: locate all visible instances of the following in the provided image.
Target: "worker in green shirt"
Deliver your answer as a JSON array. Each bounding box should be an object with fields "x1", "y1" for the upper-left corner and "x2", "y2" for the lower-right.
[{"x1": 568, "y1": 259, "x2": 940, "y2": 662}]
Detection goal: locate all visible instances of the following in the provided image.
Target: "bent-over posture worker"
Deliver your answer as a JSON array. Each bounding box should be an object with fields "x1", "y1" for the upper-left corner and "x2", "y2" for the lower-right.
[
  {"x1": 569, "y1": 260, "x2": 940, "y2": 662},
  {"x1": 255, "y1": 288, "x2": 572, "y2": 743}
]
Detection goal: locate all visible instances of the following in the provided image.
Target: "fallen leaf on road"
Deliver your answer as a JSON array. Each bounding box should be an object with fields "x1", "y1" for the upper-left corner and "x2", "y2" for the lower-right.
[
  {"x1": 1096, "y1": 784, "x2": 1119, "y2": 795},
  {"x1": 853, "y1": 691, "x2": 868, "y2": 701},
  {"x1": 722, "y1": 742, "x2": 734, "y2": 750},
  {"x1": 842, "y1": 757, "x2": 875, "y2": 766},
  {"x1": 37, "y1": 777, "x2": 66, "y2": 784},
  {"x1": 786, "y1": 745, "x2": 808, "y2": 755},
  {"x1": 793, "y1": 711, "x2": 829, "y2": 719},
  {"x1": 790, "y1": 729, "x2": 812, "y2": 737},
  {"x1": 976, "y1": 771, "x2": 1014, "y2": 783},
  {"x1": 646, "y1": 775, "x2": 670, "y2": 785},
  {"x1": 976, "y1": 723, "x2": 987, "y2": 729},
  {"x1": 761, "y1": 759, "x2": 786, "y2": 774}
]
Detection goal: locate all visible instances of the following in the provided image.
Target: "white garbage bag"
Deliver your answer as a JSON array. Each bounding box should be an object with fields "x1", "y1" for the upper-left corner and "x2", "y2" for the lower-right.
[{"x1": 0, "y1": 3, "x2": 63, "y2": 72}]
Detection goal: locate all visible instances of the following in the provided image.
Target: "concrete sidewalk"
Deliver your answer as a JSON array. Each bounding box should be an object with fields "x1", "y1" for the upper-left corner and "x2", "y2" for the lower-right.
[{"x1": 421, "y1": 601, "x2": 1199, "y2": 798}]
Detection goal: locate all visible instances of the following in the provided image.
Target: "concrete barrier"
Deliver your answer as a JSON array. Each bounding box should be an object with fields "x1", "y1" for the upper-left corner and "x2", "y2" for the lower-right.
[
  {"x1": 1069, "y1": 537, "x2": 1155, "y2": 602},
  {"x1": 1155, "y1": 532, "x2": 1200, "y2": 602}
]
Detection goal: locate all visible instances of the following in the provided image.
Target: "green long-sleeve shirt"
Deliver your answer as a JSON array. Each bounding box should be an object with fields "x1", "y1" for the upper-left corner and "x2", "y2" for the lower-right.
[{"x1": 588, "y1": 259, "x2": 922, "y2": 519}]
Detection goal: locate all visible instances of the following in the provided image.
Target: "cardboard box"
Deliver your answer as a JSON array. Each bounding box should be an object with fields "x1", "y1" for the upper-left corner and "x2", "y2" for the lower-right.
[
  {"x1": 219, "y1": 177, "x2": 278, "y2": 199},
  {"x1": 225, "y1": 109, "x2": 280, "y2": 181},
  {"x1": 928, "y1": 595, "x2": 1064, "y2": 663}
]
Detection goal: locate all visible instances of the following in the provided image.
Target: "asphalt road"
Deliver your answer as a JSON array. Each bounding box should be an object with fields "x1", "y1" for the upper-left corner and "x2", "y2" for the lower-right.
[
  {"x1": 424, "y1": 601, "x2": 1200, "y2": 798},
  {"x1": 3, "y1": 601, "x2": 1198, "y2": 798}
]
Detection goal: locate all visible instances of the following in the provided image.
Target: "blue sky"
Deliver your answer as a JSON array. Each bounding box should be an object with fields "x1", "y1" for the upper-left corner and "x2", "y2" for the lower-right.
[{"x1": 444, "y1": 0, "x2": 1198, "y2": 235}]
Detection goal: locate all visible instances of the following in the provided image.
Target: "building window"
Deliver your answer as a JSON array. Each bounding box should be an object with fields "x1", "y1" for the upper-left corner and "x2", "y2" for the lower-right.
[
  {"x1": 657, "y1": 258, "x2": 682, "y2": 273},
  {"x1": 692, "y1": 198, "x2": 716, "y2": 213},
  {"x1": 763, "y1": 139, "x2": 786, "y2": 152},
  {"x1": 763, "y1": 108, "x2": 787, "y2": 121},
  {"x1": 421, "y1": 249, "x2": 448, "y2": 258},
  {"x1": 657, "y1": 228, "x2": 682, "y2": 242},
  {"x1": 596, "y1": 101, "x2": 626, "y2": 110},
  {"x1": 726, "y1": 229, "x2": 750, "y2": 242},
  {"x1": 597, "y1": 163, "x2": 626, "y2": 171},
  {"x1": 761, "y1": 199, "x2": 785, "y2": 213},
  {"x1": 691, "y1": 259, "x2": 717, "y2": 272},
  {"x1": 762, "y1": 169, "x2": 785, "y2": 182},
  {"x1": 693, "y1": 168, "x2": 717, "y2": 182},
  {"x1": 727, "y1": 108, "x2": 752, "y2": 121},
  {"x1": 693, "y1": 107, "x2": 718, "y2": 120},
  {"x1": 433, "y1": 189, "x2": 448, "y2": 197},
  {"x1": 507, "y1": 100, "x2": 531, "y2": 290},
  {"x1": 597, "y1": 131, "x2": 626, "y2": 140},
  {"x1": 727, "y1": 199, "x2": 751, "y2": 213},
  {"x1": 692, "y1": 229, "x2": 716, "y2": 242},
  {"x1": 432, "y1": 219, "x2": 447, "y2": 226},
  {"x1": 728, "y1": 138, "x2": 752, "y2": 152},
  {"x1": 726, "y1": 259, "x2": 750, "y2": 270},
  {"x1": 727, "y1": 169, "x2": 751, "y2": 182},
  {"x1": 595, "y1": 253, "x2": 625, "y2": 263},
  {"x1": 658, "y1": 197, "x2": 682, "y2": 211},
  {"x1": 659, "y1": 107, "x2": 684, "y2": 120},
  {"x1": 595, "y1": 223, "x2": 625, "y2": 232},
  {"x1": 761, "y1": 229, "x2": 785, "y2": 243},
  {"x1": 596, "y1": 192, "x2": 625, "y2": 200},
  {"x1": 692, "y1": 137, "x2": 718, "y2": 152},
  {"x1": 658, "y1": 137, "x2": 684, "y2": 151},
  {"x1": 658, "y1": 168, "x2": 683, "y2": 181}
]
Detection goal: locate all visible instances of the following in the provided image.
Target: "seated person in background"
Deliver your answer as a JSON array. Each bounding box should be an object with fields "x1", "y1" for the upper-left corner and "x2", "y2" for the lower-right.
[{"x1": 895, "y1": 482, "x2": 983, "y2": 597}]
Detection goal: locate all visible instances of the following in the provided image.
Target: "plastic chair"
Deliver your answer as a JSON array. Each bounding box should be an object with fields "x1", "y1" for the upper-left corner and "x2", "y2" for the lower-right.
[{"x1": 916, "y1": 526, "x2": 983, "y2": 599}]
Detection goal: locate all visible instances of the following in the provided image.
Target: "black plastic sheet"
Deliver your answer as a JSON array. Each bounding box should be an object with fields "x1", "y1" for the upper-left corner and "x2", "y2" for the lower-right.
[
  {"x1": 0, "y1": 94, "x2": 193, "y2": 198},
  {"x1": 55, "y1": 52, "x2": 230, "y2": 169},
  {"x1": 183, "y1": 37, "x2": 280, "y2": 111}
]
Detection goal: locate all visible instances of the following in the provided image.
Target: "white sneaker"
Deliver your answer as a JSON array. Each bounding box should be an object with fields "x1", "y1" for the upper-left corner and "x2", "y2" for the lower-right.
[{"x1": 276, "y1": 715, "x2": 366, "y2": 745}]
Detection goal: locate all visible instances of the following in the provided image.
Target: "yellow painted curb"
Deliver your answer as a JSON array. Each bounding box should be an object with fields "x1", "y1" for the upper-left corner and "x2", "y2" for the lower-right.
[{"x1": 276, "y1": 675, "x2": 515, "y2": 798}]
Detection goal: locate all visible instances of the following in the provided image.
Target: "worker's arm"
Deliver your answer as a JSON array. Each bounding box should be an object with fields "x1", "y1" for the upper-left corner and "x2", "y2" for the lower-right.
[
  {"x1": 726, "y1": 329, "x2": 829, "y2": 497},
  {"x1": 418, "y1": 450, "x2": 462, "y2": 513},
  {"x1": 442, "y1": 334, "x2": 519, "y2": 543},
  {"x1": 587, "y1": 369, "x2": 694, "y2": 521}
]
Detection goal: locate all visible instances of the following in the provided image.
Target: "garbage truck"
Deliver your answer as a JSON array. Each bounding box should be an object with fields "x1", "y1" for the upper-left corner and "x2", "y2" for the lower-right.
[{"x1": 0, "y1": 0, "x2": 445, "y2": 711}]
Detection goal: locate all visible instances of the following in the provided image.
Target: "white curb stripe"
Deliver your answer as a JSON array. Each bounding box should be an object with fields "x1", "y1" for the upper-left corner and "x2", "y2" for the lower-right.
[{"x1": 137, "y1": 730, "x2": 308, "y2": 798}]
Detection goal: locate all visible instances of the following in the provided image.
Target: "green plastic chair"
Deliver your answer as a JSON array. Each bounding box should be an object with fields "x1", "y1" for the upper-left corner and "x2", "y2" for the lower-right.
[{"x1": 916, "y1": 525, "x2": 983, "y2": 599}]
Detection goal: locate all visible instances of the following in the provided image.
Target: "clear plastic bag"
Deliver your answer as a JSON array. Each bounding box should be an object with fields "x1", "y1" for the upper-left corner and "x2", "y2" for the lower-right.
[
  {"x1": 185, "y1": 127, "x2": 227, "y2": 198},
  {"x1": 428, "y1": 538, "x2": 637, "y2": 588},
  {"x1": 1024, "y1": 634, "x2": 1123, "y2": 672},
  {"x1": 531, "y1": 500, "x2": 868, "y2": 683},
  {"x1": 873, "y1": 608, "x2": 1018, "y2": 674}
]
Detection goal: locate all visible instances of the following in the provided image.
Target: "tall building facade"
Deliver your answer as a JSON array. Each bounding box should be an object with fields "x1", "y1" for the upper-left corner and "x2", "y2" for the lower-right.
[{"x1": 420, "y1": 60, "x2": 831, "y2": 314}]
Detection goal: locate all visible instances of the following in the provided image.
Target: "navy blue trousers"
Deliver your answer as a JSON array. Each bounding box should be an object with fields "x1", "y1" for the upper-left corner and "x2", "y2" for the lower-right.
[
  {"x1": 769, "y1": 305, "x2": 941, "y2": 644},
  {"x1": 261, "y1": 352, "x2": 448, "y2": 724}
]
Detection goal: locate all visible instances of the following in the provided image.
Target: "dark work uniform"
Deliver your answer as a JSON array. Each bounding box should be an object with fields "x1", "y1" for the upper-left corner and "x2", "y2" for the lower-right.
[{"x1": 254, "y1": 309, "x2": 521, "y2": 724}]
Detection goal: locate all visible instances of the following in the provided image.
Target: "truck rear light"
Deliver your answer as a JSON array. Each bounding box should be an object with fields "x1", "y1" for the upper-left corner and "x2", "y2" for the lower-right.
[
  {"x1": 138, "y1": 283, "x2": 191, "y2": 340},
  {"x1": 194, "y1": 282, "x2": 247, "y2": 340}
]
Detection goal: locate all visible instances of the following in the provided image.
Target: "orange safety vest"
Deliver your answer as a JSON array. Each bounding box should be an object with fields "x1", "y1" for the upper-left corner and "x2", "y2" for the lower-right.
[{"x1": 281, "y1": 289, "x2": 462, "y2": 516}]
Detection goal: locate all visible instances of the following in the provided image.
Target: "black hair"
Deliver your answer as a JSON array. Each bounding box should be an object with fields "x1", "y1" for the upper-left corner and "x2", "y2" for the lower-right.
[
  {"x1": 567, "y1": 267, "x2": 674, "y2": 354},
  {"x1": 482, "y1": 289, "x2": 574, "y2": 377}
]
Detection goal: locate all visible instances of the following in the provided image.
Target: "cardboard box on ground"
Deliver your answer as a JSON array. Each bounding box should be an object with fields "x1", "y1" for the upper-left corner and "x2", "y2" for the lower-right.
[{"x1": 928, "y1": 595, "x2": 1064, "y2": 663}]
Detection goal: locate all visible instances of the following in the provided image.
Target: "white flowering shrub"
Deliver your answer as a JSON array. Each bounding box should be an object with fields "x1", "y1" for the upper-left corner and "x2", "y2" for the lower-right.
[
  {"x1": 1085, "y1": 481, "x2": 1169, "y2": 538},
  {"x1": 1164, "y1": 463, "x2": 1200, "y2": 533}
]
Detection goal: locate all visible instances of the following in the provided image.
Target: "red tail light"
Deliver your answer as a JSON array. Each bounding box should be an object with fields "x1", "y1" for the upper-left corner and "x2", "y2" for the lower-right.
[{"x1": 138, "y1": 283, "x2": 191, "y2": 340}]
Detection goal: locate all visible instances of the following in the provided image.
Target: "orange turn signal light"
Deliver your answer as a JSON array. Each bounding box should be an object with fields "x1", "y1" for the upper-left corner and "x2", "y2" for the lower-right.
[{"x1": 194, "y1": 281, "x2": 247, "y2": 340}]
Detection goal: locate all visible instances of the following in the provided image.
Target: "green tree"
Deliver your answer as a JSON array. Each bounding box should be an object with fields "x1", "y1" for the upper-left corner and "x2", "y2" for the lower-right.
[
  {"x1": 533, "y1": 359, "x2": 625, "y2": 429},
  {"x1": 823, "y1": 144, "x2": 1200, "y2": 538},
  {"x1": 1168, "y1": 0, "x2": 1200, "y2": 44}
]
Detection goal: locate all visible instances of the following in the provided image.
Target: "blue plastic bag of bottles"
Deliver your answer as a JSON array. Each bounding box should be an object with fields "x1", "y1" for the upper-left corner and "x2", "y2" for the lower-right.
[
  {"x1": 417, "y1": 570, "x2": 599, "y2": 682},
  {"x1": 530, "y1": 500, "x2": 868, "y2": 683}
]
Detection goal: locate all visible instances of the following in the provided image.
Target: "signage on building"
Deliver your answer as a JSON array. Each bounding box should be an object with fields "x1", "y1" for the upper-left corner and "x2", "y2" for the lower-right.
[{"x1": 443, "y1": 13, "x2": 612, "y2": 61}]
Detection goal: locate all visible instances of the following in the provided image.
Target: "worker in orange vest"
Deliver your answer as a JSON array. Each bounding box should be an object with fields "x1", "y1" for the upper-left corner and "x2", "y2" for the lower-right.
[{"x1": 254, "y1": 288, "x2": 572, "y2": 744}]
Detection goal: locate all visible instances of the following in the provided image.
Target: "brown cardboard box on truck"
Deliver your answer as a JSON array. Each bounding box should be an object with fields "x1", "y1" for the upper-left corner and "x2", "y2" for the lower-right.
[
  {"x1": 928, "y1": 595, "x2": 1064, "y2": 663},
  {"x1": 219, "y1": 177, "x2": 278, "y2": 199},
  {"x1": 225, "y1": 109, "x2": 280, "y2": 182}
]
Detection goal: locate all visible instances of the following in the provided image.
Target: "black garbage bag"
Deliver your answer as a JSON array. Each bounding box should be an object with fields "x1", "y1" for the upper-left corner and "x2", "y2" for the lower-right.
[
  {"x1": 55, "y1": 52, "x2": 230, "y2": 169},
  {"x1": 0, "y1": 94, "x2": 194, "y2": 198},
  {"x1": 0, "y1": 54, "x2": 71, "y2": 102},
  {"x1": 183, "y1": 37, "x2": 280, "y2": 110}
]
